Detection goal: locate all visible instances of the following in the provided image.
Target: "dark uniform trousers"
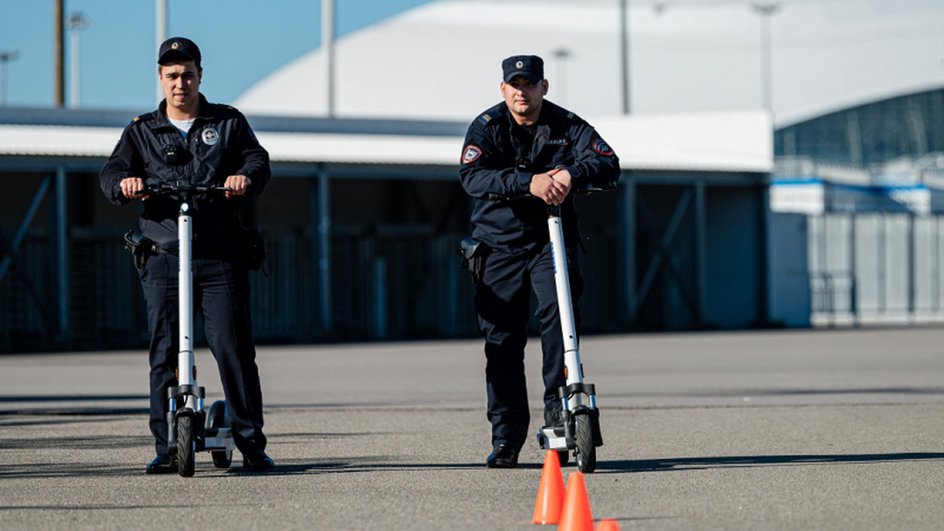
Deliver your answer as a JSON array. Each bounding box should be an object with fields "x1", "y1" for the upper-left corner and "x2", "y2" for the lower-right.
[
  {"x1": 141, "y1": 252, "x2": 266, "y2": 457},
  {"x1": 475, "y1": 241, "x2": 583, "y2": 449}
]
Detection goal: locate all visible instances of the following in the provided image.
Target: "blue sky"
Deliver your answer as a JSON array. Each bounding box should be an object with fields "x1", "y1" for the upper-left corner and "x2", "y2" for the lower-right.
[{"x1": 0, "y1": 0, "x2": 433, "y2": 111}]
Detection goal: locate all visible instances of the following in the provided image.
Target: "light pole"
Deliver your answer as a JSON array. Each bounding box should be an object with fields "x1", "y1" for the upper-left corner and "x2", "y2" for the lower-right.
[
  {"x1": 619, "y1": 0, "x2": 631, "y2": 114},
  {"x1": 66, "y1": 12, "x2": 88, "y2": 109},
  {"x1": 552, "y1": 47, "x2": 571, "y2": 106},
  {"x1": 751, "y1": 1, "x2": 780, "y2": 113},
  {"x1": 0, "y1": 50, "x2": 18, "y2": 106},
  {"x1": 322, "y1": 0, "x2": 336, "y2": 117},
  {"x1": 156, "y1": 0, "x2": 167, "y2": 104}
]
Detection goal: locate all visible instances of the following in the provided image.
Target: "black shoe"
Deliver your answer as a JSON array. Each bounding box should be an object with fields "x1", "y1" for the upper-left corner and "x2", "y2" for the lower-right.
[
  {"x1": 486, "y1": 444, "x2": 519, "y2": 468},
  {"x1": 544, "y1": 407, "x2": 564, "y2": 428},
  {"x1": 242, "y1": 450, "x2": 275, "y2": 471},
  {"x1": 145, "y1": 454, "x2": 175, "y2": 474}
]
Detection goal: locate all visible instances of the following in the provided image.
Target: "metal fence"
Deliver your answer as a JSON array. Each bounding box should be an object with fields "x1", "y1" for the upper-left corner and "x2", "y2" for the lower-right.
[
  {"x1": 808, "y1": 213, "x2": 944, "y2": 325},
  {"x1": 0, "y1": 227, "x2": 620, "y2": 352}
]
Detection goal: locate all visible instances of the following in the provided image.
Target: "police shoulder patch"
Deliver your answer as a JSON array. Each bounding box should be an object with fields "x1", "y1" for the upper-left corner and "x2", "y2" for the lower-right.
[
  {"x1": 462, "y1": 144, "x2": 483, "y2": 164},
  {"x1": 591, "y1": 139, "x2": 614, "y2": 156}
]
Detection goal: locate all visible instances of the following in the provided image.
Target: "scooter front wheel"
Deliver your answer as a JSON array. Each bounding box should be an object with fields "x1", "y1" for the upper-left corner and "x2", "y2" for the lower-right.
[
  {"x1": 574, "y1": 414, "x2": 596, "y2": 473},
  {"x1": 177, "y1": 414, "x2": 196, "y2": 477}
]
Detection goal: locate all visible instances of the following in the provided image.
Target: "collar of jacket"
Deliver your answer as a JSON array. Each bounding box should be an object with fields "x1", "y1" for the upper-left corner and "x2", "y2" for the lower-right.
[
  {"x1": 505, "y1": 101, "x2": 565, "y2": 164},
  {"x1": 149, "y1": 93, "x2": 216, "y2": 130},
  {"x1": 500, "y1": 99, "x2": 568, "y2": 129}
]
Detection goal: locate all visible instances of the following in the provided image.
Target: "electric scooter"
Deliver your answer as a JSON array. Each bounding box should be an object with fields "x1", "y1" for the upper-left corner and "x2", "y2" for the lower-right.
[
  {"x1": 534, "y1": 200, "x2": 604, "y2": 473},
  {"x1": 140, "y1": 182, "x2": 236, "y2": 477},
  {"x1": 487, "y1": 182, "x2": 611, "y2": 473}
]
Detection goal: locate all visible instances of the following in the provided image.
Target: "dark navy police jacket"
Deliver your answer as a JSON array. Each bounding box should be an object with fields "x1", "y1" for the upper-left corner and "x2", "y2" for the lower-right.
[
  {"x1": 459, "y1": 99, "x2": 620, "y2": 252},
  {"x1": 99, "y1": 94, "x2": 270, "y2": 254}
]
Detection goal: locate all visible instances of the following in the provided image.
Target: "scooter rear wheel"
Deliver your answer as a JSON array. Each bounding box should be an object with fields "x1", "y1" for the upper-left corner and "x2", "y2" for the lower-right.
[
  {"x1": 207, "y1": 401, "x2": 233, "y2": 468},
  {"x1": 177, "y1": 414, "x2": 196, "y2": 477},
  {"x1": 575, "y1": 414, "x2": 596, "y2": 473}
]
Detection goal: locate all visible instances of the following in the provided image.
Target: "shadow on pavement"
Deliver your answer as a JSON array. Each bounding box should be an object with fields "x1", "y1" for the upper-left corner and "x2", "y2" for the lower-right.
[
  {"x1": 0, "y1": 416, "x2": 131, "y2": 428},
  {"x1": 0, "y1": 462, "x2": 145, "y2": 479},
  {"x1": 0, "y1": 394, "x2": 148, "y2": 416},
  {"x1": 0, "y1": 434, "x2": 151, "y2": 451},
  {"x1": 604, "y1": 387, "x2": 944, "y2": 402},
  {"x1": 0, "y1": 504, "x2": 203, "y2": 511},
  {"x1": 224, "y1": 456, "x2": 531, "y2": 476},
  {"x1": 0, "y1": 395, "x2": 145, "y2": 403},
  {"x1": 596, "y1": 452, "x2": 944, "y2": 473}
]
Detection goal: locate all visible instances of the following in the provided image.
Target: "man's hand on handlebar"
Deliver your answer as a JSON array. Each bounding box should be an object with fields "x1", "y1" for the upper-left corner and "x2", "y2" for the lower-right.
[
  {"x1": 551, "y1": 168, "x2": 573, "y2": 198},
  {"x1": 223, "y1": 174, "x2": 251, "y2": 199},
  {"x1": 120, "y1": 177, "x2": 148, "y2": 200},
  {"x1": 529, "y1": 168, "x2": 571, "y2": 206},
  {"x1": 124, "y1": 178, "x2": 242, "y2": 201}
]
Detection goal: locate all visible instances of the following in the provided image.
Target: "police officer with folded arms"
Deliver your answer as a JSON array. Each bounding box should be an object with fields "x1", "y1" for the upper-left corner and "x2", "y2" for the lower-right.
[
  {"x1": 99, "y1": 37, "x2": 274, "y2": 473},
  {"x1": 459, "y1": 55, "x2": 620, "y2": 468}
]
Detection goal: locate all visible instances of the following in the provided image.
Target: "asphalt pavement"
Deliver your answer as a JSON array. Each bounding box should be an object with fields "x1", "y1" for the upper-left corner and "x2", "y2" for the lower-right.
[{"x1": 2, "y1": 327, "x2": 944, "y2": 530}]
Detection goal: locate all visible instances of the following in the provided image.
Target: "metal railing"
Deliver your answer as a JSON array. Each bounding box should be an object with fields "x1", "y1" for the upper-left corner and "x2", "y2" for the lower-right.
[
  {"x1": 1, "y1": 227, "x2": 621, "y2": 352},
  {"x1": 808, "y1": 213, "x2": 944, "y2": 326}
]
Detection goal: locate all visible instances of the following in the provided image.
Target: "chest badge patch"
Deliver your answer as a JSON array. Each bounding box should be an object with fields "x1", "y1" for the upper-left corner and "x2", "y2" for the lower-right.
[
  {"x1": 547, "y1": 138, "x2": 569, "y2": 146},
  {"x1": 591, "y1": 139, "x2": 614, "y2": 156},
  {"x1": 462, "y1": 144, "x2": 483, "y2": 164},
  {"x1": 201, "y1": 126, "x2": 220, "y2": 146}
]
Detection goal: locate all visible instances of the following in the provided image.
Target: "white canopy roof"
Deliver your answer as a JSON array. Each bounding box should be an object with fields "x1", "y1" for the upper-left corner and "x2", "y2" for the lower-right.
[
  {"x1": 0, "y1": 109, "x2": 771, "y2": 172},
  {"x1": 235, "y1": 0, "x2": 944, "y2": 128}
]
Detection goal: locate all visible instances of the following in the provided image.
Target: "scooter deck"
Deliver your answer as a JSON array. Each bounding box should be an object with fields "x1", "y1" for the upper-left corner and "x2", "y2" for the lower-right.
[
  {"x1": 537, "y1": 426, "x2": 569, "y2": 451},
  {"x1": 203, "y1": 429, "x2": 235, "y2": 452}
]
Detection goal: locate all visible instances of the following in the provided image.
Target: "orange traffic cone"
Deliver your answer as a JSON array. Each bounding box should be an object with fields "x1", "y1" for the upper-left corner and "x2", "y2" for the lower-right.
[
  {"x1": 596, "y1": 519, "x2": 620, "y2": 530},
  {"x1": 558, "y1": 472, "x2": 593, "y2": 531},
  {"x1": 532, "y1": 450, "x2": 566, "y2": 524}
]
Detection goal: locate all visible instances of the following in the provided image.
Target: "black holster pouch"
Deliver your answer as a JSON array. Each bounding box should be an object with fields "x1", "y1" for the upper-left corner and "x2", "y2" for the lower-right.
[
  {"x1": 457, "y1": 237, "x2": 490, "y2": 283},
  {"x1": 241, "y1": 226, "x2": 266, "y2": 271},
  {"x1": 123, "y1": 229, "x2": 159, "y2": 272}
]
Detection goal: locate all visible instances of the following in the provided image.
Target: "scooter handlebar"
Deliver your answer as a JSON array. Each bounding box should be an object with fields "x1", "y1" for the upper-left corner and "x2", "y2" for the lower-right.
[
  {"x1": 486, "y1": 181, "x2": 617, "y2": 203},
  {"x1": 134, "y1": 183, "x2": 233, "y2": 205},
  {"x1": 139, "y1": 183, "x2": 232, "y2": 197}
]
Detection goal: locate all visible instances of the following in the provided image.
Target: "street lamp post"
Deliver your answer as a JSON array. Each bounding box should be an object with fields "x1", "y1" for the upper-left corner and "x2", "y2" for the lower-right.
[
  {"x1": 619, "y1": 0, "x2": 631, "y2": 115},
  {"x1": 0, "y1": 50, "x2": 18, "y2": 107},
  {"x1": 323, "y1": 0, "x2": 336, "y2": 117},
  {"x1": 751, "y1": 1, "x2": 780, "y2": 113},
  {"x1": 551, "y1": 47, "x2": 571, "y2": 106},
  {"x1": 156, "y1": 0, "x2": 167, "y2": 104},
  {"x1": 66, "y1": 12, "x2": 89, "y2": 109}
]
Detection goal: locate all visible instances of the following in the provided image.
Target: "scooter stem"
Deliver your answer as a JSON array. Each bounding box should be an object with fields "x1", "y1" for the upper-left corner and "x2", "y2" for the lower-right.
[
  {"x1": 178, "y1": 202, "x2": 196, "y2": 393},
  {"x1": 547, "y1": 206, "x2": 582, "y2": 388}
]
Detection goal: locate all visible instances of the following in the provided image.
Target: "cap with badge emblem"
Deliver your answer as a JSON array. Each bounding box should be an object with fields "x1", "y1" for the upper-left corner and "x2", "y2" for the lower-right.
[
  {"x1": 158, "y1": 37, "x2": 202, "y2": 69},
  {"x1": 501, "y1": 55, "x2": 544, "y2": 84}
]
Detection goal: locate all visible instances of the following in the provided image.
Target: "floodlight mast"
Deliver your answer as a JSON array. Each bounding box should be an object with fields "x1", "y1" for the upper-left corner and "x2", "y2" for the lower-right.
[
  {"x1": 751, "y1": 1, "x2": 782, "y2": 113},
  {"x1": 0, "y1": 50, "x2": 19, "y2": 107},
  {"x1": 66, "y1": 12, "x2": 89, "y2": 109}
]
